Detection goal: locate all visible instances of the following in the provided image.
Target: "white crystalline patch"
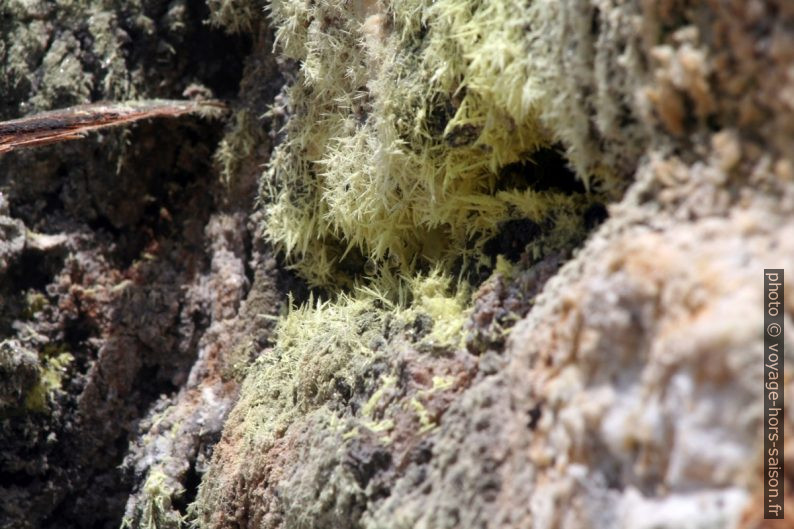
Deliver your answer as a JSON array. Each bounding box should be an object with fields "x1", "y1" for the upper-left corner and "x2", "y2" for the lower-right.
[{"x1": 618, "y1": 488, "x2": 748, "y2": 529}]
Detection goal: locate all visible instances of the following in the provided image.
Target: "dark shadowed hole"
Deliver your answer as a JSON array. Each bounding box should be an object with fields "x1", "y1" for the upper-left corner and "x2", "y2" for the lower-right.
[
  {"x1": 496, "y1": 146, "x2": 586, "y2": 194},
  {"x1": 184, "y1": 2, "x2": 252, "y2": 99},
  {"x1": 8, "y1": 249, "x2": 64, "y2": 292},
  {"x1": 482, "y1": 218, "x2": 542, "y2": 262},
  {"x1": 172, "y1": 456, "x2": 202, "y2": 517}
]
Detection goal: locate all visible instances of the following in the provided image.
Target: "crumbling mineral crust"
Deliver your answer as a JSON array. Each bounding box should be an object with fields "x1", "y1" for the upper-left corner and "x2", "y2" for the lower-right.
[{"x1": 2, "y1": 1, "x2": 793, "y2": 529}]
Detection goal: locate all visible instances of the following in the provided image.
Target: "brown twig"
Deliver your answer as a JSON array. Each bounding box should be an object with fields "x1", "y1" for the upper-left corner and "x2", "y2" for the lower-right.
[{"x1": 0, "y1": 99, "x2": 227, "y2": 155}]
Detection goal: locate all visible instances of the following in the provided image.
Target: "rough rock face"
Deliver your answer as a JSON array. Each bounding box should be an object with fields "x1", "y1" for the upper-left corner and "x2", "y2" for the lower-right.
[
  {"x1": 1, "y1": 1, "x2": 793, "y2": 529},
  {"x1": 364, "y1": 160, "x2": 794, "y2": 529},
  {"x1": 0, "y1": 1, "x2": 284, "y2": 528},
  {"x1": 192, "y1": 1, "x2": 794, "y2": 528}
]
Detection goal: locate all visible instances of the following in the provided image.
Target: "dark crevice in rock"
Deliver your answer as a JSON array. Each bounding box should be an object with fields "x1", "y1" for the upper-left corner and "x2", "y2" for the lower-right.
[
  {"x1": 497, "y1": 146, "x2": 586, "y2": 194},
  {"x1": 172, "y1": 454, "x2": 202, "y2": 518}
]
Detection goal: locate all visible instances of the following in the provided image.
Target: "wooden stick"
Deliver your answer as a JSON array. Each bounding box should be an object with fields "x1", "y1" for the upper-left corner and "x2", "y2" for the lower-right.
[{"x1": 0, "y1": 99, "x2": 227, "y2": 154}]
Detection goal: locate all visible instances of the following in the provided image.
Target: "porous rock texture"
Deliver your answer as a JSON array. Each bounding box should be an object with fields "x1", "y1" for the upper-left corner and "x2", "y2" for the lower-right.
[
  {"x1": 1, "y1": 1, "x2": 793, "y2": 529},
  {"x1": 1, "y1": 1, "x2": 288, "y2": 528}
]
